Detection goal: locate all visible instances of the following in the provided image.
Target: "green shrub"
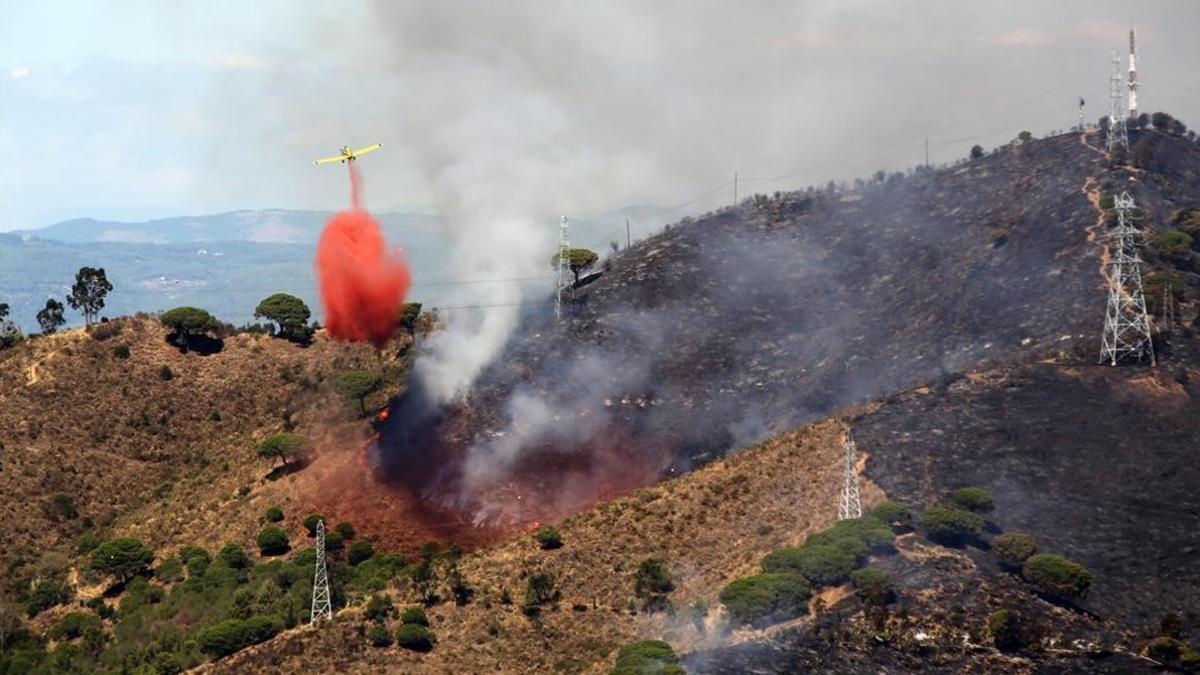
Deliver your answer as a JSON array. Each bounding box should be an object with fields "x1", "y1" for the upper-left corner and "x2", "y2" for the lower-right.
[
  {"x1": 809, "y1": 516, "x2": 895, "y2": 553},
  {"x1": 90, "y1": 537, "x2": 154, "y2": 583},
  {"x1": 348, "y1": 540, "x2": 375, "y2": 566},
  {"x1": 1022, "y1": 554, "x2": 1091, "y2": 601},
  {"x1": 180, "y1": 546, "x2": 211, "y2": 576},
  {"x1": 870, "y1": 500, "x2": 913, "y2": 529},
  {"x1": 395, "y1": 624, "x2": 436, "y2": 651},
  {"x1": 196, "y1": 616, "x2": 281, "y2": 658},
  {"x1": 264, "y1": 505, "x2": 284, "y2": 522},
  {"x1": 634, "y1": 558, "x2": 675, "y2": 597},
  {"x1": 988, "y1": 609, "x2": 1023, "y2": 652},
  {"x1": 400, "y1": 606, "x2": 429, "y2": 626},
  {"x1": 256, "y1": 526, "x2": 289, "y2": 556},
  {"x1": 992, "y1": 532, "x2": 1038, "y2": 569},
  {"x1": 850, "y1": 567, "x2": 891, "y2": 606},
  {"x1": 112, "y1": 344, "x2": 131, "y2": 359},
  {"x1": 951, "y1": 487, "x2": 994, "y2": 512},
  {"x1": 1099, "y1": 194, "x2": 1115, "y2": 210},
  {"x1": 534, "y1": 526, "x2": 563, "y2": 550},
  {"x1": 761, "y1": 544, "x2": 855, "y2": 585},
  {"x1": 159, "y1": 365, "x2": 174, "y2": 381},
  {"x1": 303, "y1": 514, "x2": 325, "y2": 536},
  {"x1": 365, "y1": 594, "x2": 394, "y2": 622},
  {"x1": 921, "y1": 506, "x2": 984, "y2": 546},
  {"x1": 334, "y1": 522, "x2": 356, "y2": 540},
  {"x1": 154, "y1": 557, "x2": 184, "y2": 583},
  {"x1": 367, "y1": 622, "x2": 392, "y2": 648},
  {"x1": 335, "y1": 370, "x2": 382, "y2": 415},
  {"x1": 49, "y1": 611, "x2": 100, "y2": 640},
  {"x1": 523, "y1": 572, "x2": 558, "y2": 615},
  {"x1": 719, "y1": 573, "x2": 811, "y2": 626},
  {"x1": 217, "y1": 543, "x2": 252, "y2": 570},
  {"x1": 324, "y1": 530, "x2": 344, "y2": 551},
  {"x1": 1153, "y1": 230, "x2": 1194, "y2": 255},
  {"x1": 76, "y1": 533, "x2": 102, "y2": 554},
  {"x1": 612, "y1": 639, "x2": 683, "y2": 675}
]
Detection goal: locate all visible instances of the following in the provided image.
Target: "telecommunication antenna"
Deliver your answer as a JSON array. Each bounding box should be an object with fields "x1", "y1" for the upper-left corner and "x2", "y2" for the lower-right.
[
  {"x1": 1099, "y1": 192, "x2": 1154, "y2": 366},
  {"x1": 1128, "y1": 27, "x2": 1139, "y2": 119},
  {"x1": 555, "y1": 215, "x2": 570, "y2": 320},
  {"x1": 838, "y1": 430, "x2": 862, "y2": 521},
  {"x1": 1078, "y1": 96, "x2": 1086, "y2": 132},
  {"x1": 1107, "y1": 50, "x2": 1129, "y2": 153},
  {"x1": 310, "y1": 520, "x2": 332, "y2": 623}
]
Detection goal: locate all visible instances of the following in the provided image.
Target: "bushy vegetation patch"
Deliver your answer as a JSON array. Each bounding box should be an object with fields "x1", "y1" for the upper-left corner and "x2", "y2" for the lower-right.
[
  {"x1": 611, "y1": 639, "x2": 684, "y2": 675},
  {"x1": 921, "y1": 506, "x2": 984, "y2": 546},
  {"x1": 870, "y1": 500, "x2": 913, "y2": 529},
  {"x1": 719, "y1": 573, "x2": 811, "y2": 626},
  {"x1": 395, "y1": 624, "x2": 436, "y2": 652},
  {"x1": 1022, "y1": 554, "x2": 1091, "y2": 601},
  {"x1": 950, "y1": 487, "x2": 994, "y2": 513},
  {"x1": 535, "y1": 526, "x2": 563, "y2": 550},
  {"x1": 761, "y1": 545, "x2": 855, "y2": 585},
  {"x1": 988, "y1": 609, "x2": 1024, "y2": 652},
  {"x1": 850, "y1": 567, "x2": 892, "y2": 606},
  {"x1": 992, "y1": 532, "x2": 1038, "y2": 570}
]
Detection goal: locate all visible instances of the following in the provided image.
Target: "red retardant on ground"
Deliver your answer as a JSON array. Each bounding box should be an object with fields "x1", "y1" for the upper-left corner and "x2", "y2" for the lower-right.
[{"x1": 315, "y1": 163, "x2": 410, "y2": 347}]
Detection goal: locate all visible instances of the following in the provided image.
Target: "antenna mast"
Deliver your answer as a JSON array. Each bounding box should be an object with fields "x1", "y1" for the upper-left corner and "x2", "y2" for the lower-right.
[
  {"x1": 310, "y1": 520, "x2": 332, "y2": 623},
  {"x1": 1107, "y1": 50, "x2": 1129, "y2": 153},
  {"x1": 838, "y1": 430, "x2": 863, "y2": 521},
  {"x1": 1128, "y1": 27, "x2": 1139, "y2": 119},
  {"x1": 1099, "y1": 192, "x2": 1154, "y2": 366},
  {"x1": 555, "y1": 215, "x2": 570, "y2": 320}
]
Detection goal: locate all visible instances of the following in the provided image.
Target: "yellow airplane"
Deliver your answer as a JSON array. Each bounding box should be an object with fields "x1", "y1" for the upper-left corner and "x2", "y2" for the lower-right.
[{"x1": 312, "y1": 143, "x2": 383, "y2": 165}]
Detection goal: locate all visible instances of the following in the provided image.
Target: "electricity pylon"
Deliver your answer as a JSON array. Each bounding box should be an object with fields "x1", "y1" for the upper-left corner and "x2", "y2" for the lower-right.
[
  {"x1": 1099, "y1": 192, "x2": 1154, "y2": 366},
  {"x1": 555, "y1": 215, "x2": 569, "y2": 320},
  {"x1": 310, "y1": 520, "x2": 332, "y2": 623},
  {"x1": 838, "y1": 431, "x2": 862, "y2": 521}
]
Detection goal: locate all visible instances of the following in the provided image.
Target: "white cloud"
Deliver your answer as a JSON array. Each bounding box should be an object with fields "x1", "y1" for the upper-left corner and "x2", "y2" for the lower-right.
[
  {"x1": 203, "y1": 53, "x2": 271, "y2": 71},
  {"x1": 10, "y1": 65, "x2": 32, "y2": 80}
]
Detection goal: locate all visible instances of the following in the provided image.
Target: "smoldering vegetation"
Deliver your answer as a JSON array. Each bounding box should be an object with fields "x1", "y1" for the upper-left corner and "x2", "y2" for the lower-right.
[{"x1": 376, "y1": 133, "x2": 1113, "y2": 526}]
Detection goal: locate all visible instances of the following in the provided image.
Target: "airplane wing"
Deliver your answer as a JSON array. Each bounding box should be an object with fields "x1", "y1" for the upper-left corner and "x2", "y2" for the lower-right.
[
  {"x1": 350, "y1": 143, "x2": 382, "y2": 158},
  {"x1": 313, "y1": 155, "x2": 345, "y2": 166}
]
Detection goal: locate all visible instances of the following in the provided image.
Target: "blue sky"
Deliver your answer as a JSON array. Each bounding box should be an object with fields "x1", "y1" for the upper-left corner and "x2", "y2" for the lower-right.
[{"x1": 2, "y1": 0, "x2": 1198, "y2": 232}]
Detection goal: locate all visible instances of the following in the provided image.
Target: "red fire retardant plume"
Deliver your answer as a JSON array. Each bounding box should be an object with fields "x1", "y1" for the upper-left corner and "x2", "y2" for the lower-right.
[{"x1": 316, "y1": 163, "x2": 411, "y2": 347}]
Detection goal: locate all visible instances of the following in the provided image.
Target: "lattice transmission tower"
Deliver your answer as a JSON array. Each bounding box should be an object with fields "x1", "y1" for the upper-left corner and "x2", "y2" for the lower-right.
[
  {"x1": 555, "y1": 215, "x2": 570, "y2": 320},
  {"x1": 1099, "y1": 192, "x2": 1154, "y2": 366},
  {"x1": 1107, "y1": 50, "x2": 1129, "y2": 154},
  {"x1": 310, "y1": 520, "x2": 332, "y2": 623},
  {"x1": 838, "y1": 430, "x2": 862, "y2": 521}
]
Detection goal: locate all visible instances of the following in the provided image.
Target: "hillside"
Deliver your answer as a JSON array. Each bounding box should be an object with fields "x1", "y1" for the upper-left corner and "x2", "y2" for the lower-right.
[
  {"x1": 0, "y1": 318, "x2": 407, "y2": 599},
  {"x1": 375, "y1": 129, "x2": 1199, "y2": 532},
  {"x1": 1, "y1": 127, "x2": 1199, "y2": 673}
]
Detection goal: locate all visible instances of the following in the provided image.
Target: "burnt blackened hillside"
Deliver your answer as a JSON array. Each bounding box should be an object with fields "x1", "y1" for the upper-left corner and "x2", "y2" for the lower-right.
[{"x1": 378, "y1": 131, "x2": 1198, "y2": 528}]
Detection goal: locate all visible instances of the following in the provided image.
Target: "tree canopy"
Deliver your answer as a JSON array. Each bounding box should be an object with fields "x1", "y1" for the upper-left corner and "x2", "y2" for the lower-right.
[
  {"x1": 67, "y1": 266, "x2": 113, "y2": 327},
  {"x1": 398, "y1": 302, "x2": 423, "y2": 336},
  {"x1": 36, "y1": 298, "x2": 66, "y2": 334},
  {"x1": 90, "y1": 537, "x2": 154, "y2": 583},
  {"x1": 551, "y1": 247, "x2": 600, "y2": 284},
  {"x1": 335, "y1": 370, "x2": 382, "y2": 414},
  {"x1": 160, "y1": 306, "x2": 220, "y2": 351},
  {"x1": 254, "y1": 293, "x2": 312, "y2": 343},
  {"x1": 256, "y1": 432, "x2": 307, "y2": 467}
]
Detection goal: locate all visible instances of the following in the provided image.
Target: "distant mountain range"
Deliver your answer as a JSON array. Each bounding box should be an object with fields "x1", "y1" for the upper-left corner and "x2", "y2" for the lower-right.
[
  {"x1": 10, "y1": 209, "x2": 441, "y2": 245},
  {"x1": 0, "y1": 206, "x2": 670, "y2": 333}
]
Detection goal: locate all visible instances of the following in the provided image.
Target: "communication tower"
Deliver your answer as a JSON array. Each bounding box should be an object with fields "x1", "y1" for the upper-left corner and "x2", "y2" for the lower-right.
[
  {"x1": 1107, "y1": 50, "x2": 1129, "y2": 153},
  {"x1": 1128, "y1": 27, "x2": 1139, "y2": 119},
  {"x1": 310, "y1": 520, "x2": 332, "y2": 623},
  {"x1": 1099, "y1": 192, "x2": 1154, "y2": 366}
]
